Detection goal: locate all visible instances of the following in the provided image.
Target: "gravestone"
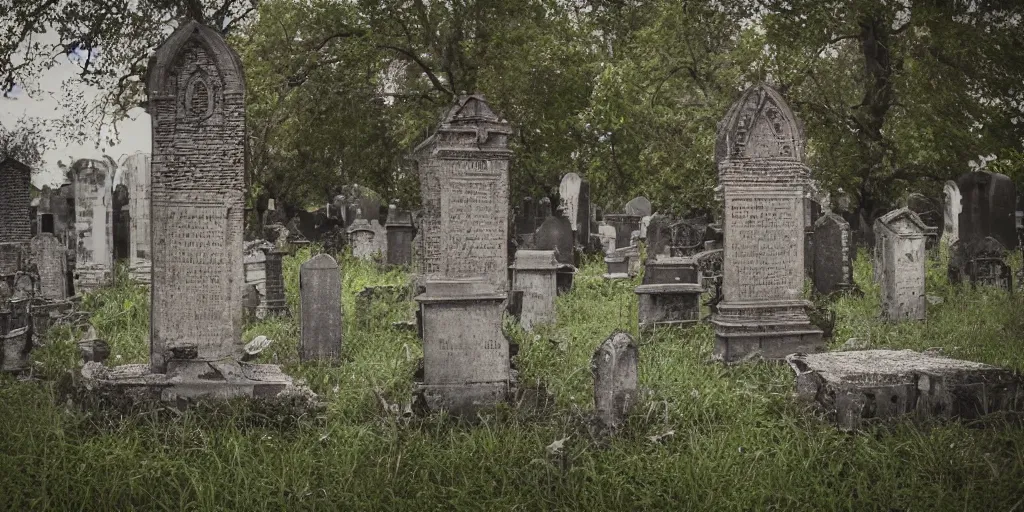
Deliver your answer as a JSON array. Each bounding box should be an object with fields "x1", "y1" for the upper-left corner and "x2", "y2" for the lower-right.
[
  {"x1": 112, "y1": 184, "x2": 131, "y2": 262},
  {"x1": 788, "y1": 350, "x2": 1024, "y2": 431},
  {"x1": 511, "y1": 250, "x2": 559, "y2": 330},
  {"x1": 0, "y1": 158, "x2": 32, "y2": 245},
  {"x1": 711, "y1": 83, "x2": 823, "y2": 362},
  {"x1": 874, "y1": 208, "x2": 927, "y2": 322},
  {"x1": 957, "y1": 170, "x2": 1017, "y2": 252},
  {"x1": 243, "y1": 240, "x2": 289, "y2": 319},
  {"x1": 385, "y1": 205, "x2": 415, "y2": 266},
  {"x1": 300, "y1": 254, "x2": 342, "y2": 362},
  {"x1": 597, "y1": 223, "x2": 616, "y2": 253},
  {"x1": 534, "y1": 214, "x2": 574, "y2": 266},
  {"x1": 558, "y1": 173, "x2": 583, "y2": 233},
  {"x1": 30, "y1": 233, "x2": 68, "y2": 301},
  {"x1": 415, "y1": 279, "x2": 510, "y2": 415},
  {"x1": 624, "y1": 196, "x2": 652, "y2": 217},
  {"x1": 942, "y1": 180, "x2": 961, "y2": 246},
  {"x1": 514, "y1": 197, "x2": 538, "y2": 241},
  {"x1": 37, "y1": 184, "x2": 75, "y2": 252},
  {"x1": 121, "y1": 152, "x2": 152, "y2": 282},
  {"x1": 637, "y1": 214, "x2": 703, "y2": 330},
  {"x1": 70, "y1": 158, "x2": 114, "y2": 293},
  {"x1": 72, "y1": 21, "x2": 317, "y2": 404},
  {"x1": 591, "y1": 331, "x2": 638, "y2": 430},
  {"x1": 964, "y1": 237, "x2": 1013, "y2": 291},
  {"x1": 603, "y1": 213, "x2": 641, "y2": 251},
  {"x1": 347, "y1": 216, "x2": 379, "y2": 260},
  {"x1": 812, "y1": 212, "x2": 854, "y2": 295},
  {"x1": 412, "y1": 95, "x2": 511, "y2": 292}
]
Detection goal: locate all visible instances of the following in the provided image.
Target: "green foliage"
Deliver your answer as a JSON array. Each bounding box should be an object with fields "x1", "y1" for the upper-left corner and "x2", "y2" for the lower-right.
[{"x1": 4, "y1": 248, "x2": 1024, "y2": 510}]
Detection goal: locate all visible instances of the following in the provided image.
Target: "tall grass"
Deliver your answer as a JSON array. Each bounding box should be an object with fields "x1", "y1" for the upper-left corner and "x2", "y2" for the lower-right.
[{"x1": 1, "y1": 247, "x2": 1023, "y2": 511}]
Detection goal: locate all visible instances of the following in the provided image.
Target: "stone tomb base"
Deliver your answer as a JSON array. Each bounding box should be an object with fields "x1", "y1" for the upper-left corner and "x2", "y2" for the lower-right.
[
  {"x1": 77, "y1": 360, "x2": 318, "y2": 407},
  {"x1": 414, "y1": 280, "x2": 513, "y2": 416},
  {"x1": 712, "y1": 301, "x2": 824, "y2": 362},
  {"x1": 634, "y1": 283, "x2": 703, "y2": 331},
  {"x1": 788, "y1": 350, "x2": 1024, "y2": 430}
]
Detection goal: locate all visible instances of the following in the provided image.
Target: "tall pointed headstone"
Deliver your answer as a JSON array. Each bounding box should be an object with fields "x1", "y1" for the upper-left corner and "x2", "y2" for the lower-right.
[{"x1": 711, "y1": 84, "x2": 823, "y2": 362}]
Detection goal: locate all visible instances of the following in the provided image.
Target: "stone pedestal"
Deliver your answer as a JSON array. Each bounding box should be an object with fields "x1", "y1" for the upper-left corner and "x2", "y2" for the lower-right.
[
  {"x1": 788, "y1": 350, "x2": 1024, "y2": 431},
  {"x1": 415, "y1": 279, "x2": 510, "y2": 415},
  {"x1": 635, "y1": 283, "x2": 703, "y2": 330},
  {"x1": 512, "y1": 250, "x2": 558, "y2": 330},
  {"x1": 603, "y1": 251, "x2": 629, "y2": 280}
]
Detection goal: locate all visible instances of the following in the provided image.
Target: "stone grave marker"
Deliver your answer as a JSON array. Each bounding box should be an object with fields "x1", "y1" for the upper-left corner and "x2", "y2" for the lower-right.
[
  {"x1": 874, "y1": 208, "x2": 927, "y2": 322},
  {"x1": 0, "y1": 158, "x2": 32, "y2": 245},
  {"x1": 121, "y1": 152, "x2": 152, "y2": 282},
  {"x1": 412, "y1": 95, "x2": 511, "y2": 292},
  {"x1": 964, "y1": 237, "x2": 1013, "y2": 291},
  {"x1": 812, "y1": 212, "x2": 854, "y2": 295},
  {"x1": 597, "y1": 223, "x2": 616, "y2": 253},
  {"x1": 788, "y1": 350, "x2": 1024, "y2": 431},
  {"x1": 243, "y1": 240, "x2": 289, "y2": 319},
  {"x1": 591, "y1": 331, "x2": 638, "y2": 430},
  {"x1": 514, "y1": 197, "x2": 538, "y2": 243},
  {"x1": 30, "y1": 233, "x2": 68, "y2": 301},
  {"x1": 385, "y1": 205, "x2": 416, "y2": 266},
  {"x1": 558, "y1": 173, "x2": 583, "y2": 233},
  {"x1": 624, "y1": 196, "x2": 652, "y2": 217},
  {"x1": 711, "y1": 83, "x2": 823, "y2": 362},
  {"x1": 72, "y1": 21, "x2": 315, "y2": 404},
  {"x1": 534, "y1": 214, "x2": 574, "y2": 266},
  {"x1": 603, "y1": 213, "x2": 641, "y2": 251},
  {"x1": 300, "y1": 254, "x2": 343, "y2": 362},
  {"x1": 942, "y1": 180, "x2": 961, "y2": 246},
  {"x1": 347, "y1": 215, "x2": 379, "y2": 260},
  {"x1": 637, "y1": 214, "x2": 703, "y2": 330},
  {"x1": 957, "y1": 170, "x2": 1017, "y2": 253},
  {"x1": 511, "y1": 250, "x2": 559, "y2": 330},
  {"x1": 71, "y1": 158, "x2": 114, "y2": 293},
  {"x1": 415, "y1": 278, "x2": 510, "y2": 415}
]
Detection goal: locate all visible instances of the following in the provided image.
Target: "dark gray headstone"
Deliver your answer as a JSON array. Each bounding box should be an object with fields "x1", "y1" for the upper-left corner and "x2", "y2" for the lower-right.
[
  {"x1": 534, "y1": 215, "x2": 574, "y2": 266},
  {"x1": 957, "y1": 170, "x2": 1017, "y2": 252},
  {"x1": 812, "y1": 212, "x2": 853, "y2": 295},
  {"x1": 300, "y1": 254, "x2": 343, "y2": 362},
  {"x1": 385, "y1": 206, "x2": 415, "y2": 266}
]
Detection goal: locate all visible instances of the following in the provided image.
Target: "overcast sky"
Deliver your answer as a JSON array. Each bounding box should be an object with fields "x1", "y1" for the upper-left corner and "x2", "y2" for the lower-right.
[{"x1": 1, "y1": 32, "x2": 151, "y2": 188}]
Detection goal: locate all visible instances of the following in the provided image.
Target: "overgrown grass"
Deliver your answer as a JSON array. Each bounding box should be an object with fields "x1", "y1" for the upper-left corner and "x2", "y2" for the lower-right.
[{"x1": 2, "y1": 246, "x2": 1023, "y2": 511}]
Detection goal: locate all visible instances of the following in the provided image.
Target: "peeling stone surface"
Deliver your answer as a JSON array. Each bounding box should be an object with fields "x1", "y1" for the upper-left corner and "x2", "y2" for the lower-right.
[
  {"x1": 874, "y1": 208, "x2": 927, "y2": 322},
  {"x1": 788, "y1": 350, "x2": 1024, "y2": 430},
  {"x1": 512, "y1": 250, "x2": 559, "y2": 330},
  {"x1": 0, "y1": 158, "x2": 32, "y2": 244}
]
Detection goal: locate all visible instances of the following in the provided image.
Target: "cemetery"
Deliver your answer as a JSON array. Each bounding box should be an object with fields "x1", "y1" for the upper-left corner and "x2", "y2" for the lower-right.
[{"x1": 2, "y1": 3, "x2": 1024, "y2": 511}]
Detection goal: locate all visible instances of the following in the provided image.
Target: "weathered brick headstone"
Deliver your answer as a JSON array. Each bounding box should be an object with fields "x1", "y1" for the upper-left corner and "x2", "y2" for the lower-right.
[
  {"x1": 300, "y1": 254, "x2": 342, "y2": 362},
  {"x1": 812, "y1": 212, "x2": 853, "y2": 295},
  {"x1": 711, "y1": 83, "x2": 823, "y2": 362},
  {"x1": 385, "y1": 205, "x2": 415, "y2": 266},
  {"x1": 30, "y1": 233, "x2": 68, "y2": 301},
  {"x1": 412, "y1": 95, "x2": 511, "y2": 292},
  {"x1": 36, "y1": 184, "x2": 75, "y2": 252},
  {"x1": 0, "y1": 158, "x2": 32, "y2": 245},
  {"x1": 591, "y1": 331, "x2": 638, "y2": 430},
  {"x1": 515, "y1": 197, "x2": 538, "y2": 241},
  {"x1": 874, "y1": 208, "x2": 927, "y2": 322},
  {"x1": 511, "y1": 250, "x2": 559, "y2": 330},
  {"x1": 121, "y1": 152, "x2": 152, "y2": 282},
  {"x1": 70, "y1": 158, "x2": 114, "y2": 293}
]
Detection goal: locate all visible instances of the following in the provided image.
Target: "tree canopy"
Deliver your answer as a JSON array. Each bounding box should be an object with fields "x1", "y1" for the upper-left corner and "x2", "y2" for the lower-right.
[{"x1": 4, "y1": 0, "x2": 1023, "y2": 215}]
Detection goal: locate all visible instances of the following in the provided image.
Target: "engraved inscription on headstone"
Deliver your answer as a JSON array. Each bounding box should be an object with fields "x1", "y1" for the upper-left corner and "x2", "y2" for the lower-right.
[
  {"x1": 300, "y1": 254, "x2": 343, "y2": 362},
  {"x1": 724, "y1": 195, "x2": 803, "y2": 302},
  {"x1": 30, "y1": 233, "x2": 68, "y2": 301},
  {"x1": 812, "y1": 212, "x2": 853, "y2": 295},
  {"x1": 875, "y1": 208, "x2": 927, "y2": 322},
  {"x1": 71, "y1": 158, "x2": 114, "y2": 292}
]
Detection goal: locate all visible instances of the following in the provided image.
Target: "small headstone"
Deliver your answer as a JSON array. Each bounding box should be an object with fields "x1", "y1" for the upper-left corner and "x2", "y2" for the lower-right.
[
  {"x1": 812, "y1": 212, "x2": 854, "y2": 295},
  {"x1": 385, "y1": 206, "x2": 416, "y2": 266},
  {"x1": 942, "y1": 180, "x2": 961, "y2": 246},
  {"x1": 874, "y1": 208, "x2": 927, "y2": 322},
  {"x1": 300, "y1": 254, "x2": 343, "y2": 362},
  {"x1": 964, "y1": 237, "x2": 1013, "y2": 291},
  {"x1": 597, "y1": 223, "x2": 616, "y2": 253},
  {"x1": 511, "y1": 250, "x2": 559, "y2": 330},
  {"x1": 30, "y1": 233, "x2": 68, "y2": 301},
  {"x1": 788, "y1": 350, "x2": 1024, "y2": 431},
  {"x1": 624, "y1": 196, "x2": 652, "y2": 217},
  {"x1": 603, "y1": 213, "x2": 641, "y2": 250},
  {"x1": 347, "y1": 215, "x2": 379, "y2": 260},
  {"x1": 591, "y1": 331, "x2": 639, "y2": 430}
]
